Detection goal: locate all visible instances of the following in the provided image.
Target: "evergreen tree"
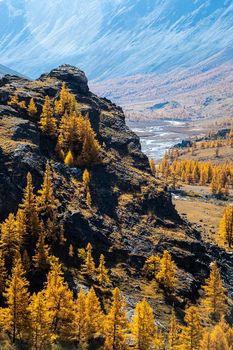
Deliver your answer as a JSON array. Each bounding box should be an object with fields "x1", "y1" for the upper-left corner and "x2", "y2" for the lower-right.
[
  {"x1": 218, "y1": 206, "x2": 233, "y2": 248},
  {"x1": 15, "y1": 209, "x2": 26, "y2": 247},
  {"x1": 85, "y1": 287, "x2": 104, "y2": 343},
  {"x1": 81, "y1": 243, "x2": 95, "y2": 276},
  {"x1": 43, "y1": 258, "x2": 74, "y2": 341},
  {"x1": 97, "y1": 254, "x2": 110, "y2": 285},
  {"x1": 37, "y1": 162, "x2": 59, "y2": 219},
  {"x1": 20, "y1": 173, "x2": 41, "y2": 246},
  {"x1": 200, "y1": 261, "x2": 228, "y2": 321},
  {"x1": 77, "y1": 117, "x2": 101, "y2": 166},
  {"x1": 28, "y1": 291, "x2": 51, "y2": 350},
  {"x1": 131, "y1": 299, "x2": 156, "y2": 350},
  {"x1": 103, "y1": 288, "x2": 128, "y2": 350},
  {"x1": 179, "y1": 306, "x2": 202, "y2": 350},
  {"x1": 156, "y1": 250, "x2": 177, "y2": 291},
  {"x1": 72, "y1": 288, "x2": 87, "y2": 349},
  {"x1": 143, "y1": 255, "x2": 160, "y2": 278},
  {"x1": 33, "y1": 232, "x2": 50, "y2": 270},
  {"x1": 0, "y1": 251, "x2": 7, "y2": 296},
  {"x1": 0, "y1": 213, "x2": 19, "y2": 262},
  {"x1": 8, "y1": 95, "x2": 19, "y2": 107},
  {"x1": 168, "y1": 309, "x2": 180, "y2": 350},
  {"x1": 64, "y1": 149, "x2": 74, "y2": 166},
  {"x1": 39, "y1": 96, "x2": 57, "y2": 136},
  {"x1": 2, "y1": 257, "x2": 30, "y2": 343},
  {"x1": 27, "y1": 98, "x2": 37, "y2": 117}
]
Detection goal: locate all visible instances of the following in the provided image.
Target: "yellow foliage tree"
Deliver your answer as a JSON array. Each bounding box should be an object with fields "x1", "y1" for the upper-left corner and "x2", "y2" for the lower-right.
[
  {"x1": 97, "y1": 254, "x2": 110, "y2": 285},
  {"x1": 28, "y1": 291, "x2": 51, "y2": 349},
  {"x1": 168, "y1": 309, "x2": 180, "y2": 350},
  {"x1": 20, "y1": 173, "x2": 41, "y2": 245},
  {"x1": 103, "y1": 287, "x2": 128, "y2": 350},
  {"x1": 81, "y1": 243, "x2": 95, "y2": 276},
  {"x1": 179, "y1": 306, "x2": 202, "y2": 350},
  {"x1": 39, "y1": 96, "x2": 57, "y2": 136},
  {"x1": 37, "y1": 162, "x2": 59, "y2": 219},
  {"x1": 33, "y1": 232, "x2": 50, "y2": 270},
  {"x1": 8, "y1": 95, "x2": 19, "y2": 107},
  {"x1": 64, "y1": 149, "x2": 74, "y2": 166},
  {"x1": 27, "y1": 98, "x2": 37, "y2": 117},
  {"x1": 85, "y1": 287, "x2": 104, "y2": 343},
  {"x1": 43, "y1": 258, "x2": 74, "y2": 342},
  {"x1": 131, "y1": 299, "x2": 156, "y2": 350},
  {"x1": 200, "y1": 261, "x2": 228, "y2": 322},
  {"x1": 77, "y1": 117, "x2": 101, "y2": 166},
  {"x1": 156, "y1": 250, "x2": 178, "y2": 291},
  {"x1": 218, "y1": 206, "x2": 233, "y2": 248},
  {"x1": 0, "y1": 251, "x2": 7, "y2": 296},
  {"x1": 72, "y1": 288, "x2": 87, "y2": 348},
  {"x1": 2, "y1": 257, "x2": 30, "y2": 343},
  {"x1": 200, "y1": 317, "x2": 231, "y2": 350},
  {"x1": 0, "y1": 213, "x2": 19, "y2": 262}
]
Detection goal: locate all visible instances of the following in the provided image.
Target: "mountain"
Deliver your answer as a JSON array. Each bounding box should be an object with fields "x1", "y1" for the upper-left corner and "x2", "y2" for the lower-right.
[
  {"x1": 0, "y1": 65, "x2": 232, "y2": 324},
  {"x1": 0, "y1": 64, "x2": 24, "y2": 78},
  {"x1": 91, "y1": 63, "x2": 233, "y2": 121},
  {"x1": 0, "y1": 0, "x2": 233, "y2": 79}
]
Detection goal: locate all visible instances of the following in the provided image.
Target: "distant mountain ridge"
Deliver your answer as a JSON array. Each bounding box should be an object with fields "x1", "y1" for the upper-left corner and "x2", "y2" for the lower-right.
[
  {"x1": 0, "y1": 0, "x2": 233, "y2": 79},
  {"x1": 91, "y1": 63, "x2": 233, "y2": 121},
  {"x1": 0, "y1": 64, "x2": 23, "y2": 78}
]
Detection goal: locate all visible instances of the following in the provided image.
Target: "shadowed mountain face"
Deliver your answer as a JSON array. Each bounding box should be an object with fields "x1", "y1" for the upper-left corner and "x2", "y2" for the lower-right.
[{"x1": 0, "y1": 0, "x2": 233, "y2": 79}]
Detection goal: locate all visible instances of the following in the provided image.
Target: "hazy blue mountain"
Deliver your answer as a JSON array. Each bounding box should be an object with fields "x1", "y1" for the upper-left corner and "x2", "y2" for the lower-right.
[
  {"x1": 0, "y1": 0, "x2": 233, "y2": 79},
  {"x1": 0, "y1": 64, "x2": 24, "y2": 77}
]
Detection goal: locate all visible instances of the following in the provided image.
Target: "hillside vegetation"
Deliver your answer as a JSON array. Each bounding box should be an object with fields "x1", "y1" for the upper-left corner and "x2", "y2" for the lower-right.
[{"x1": 0, "y1": 65, "x2": 232, "y2": 349}]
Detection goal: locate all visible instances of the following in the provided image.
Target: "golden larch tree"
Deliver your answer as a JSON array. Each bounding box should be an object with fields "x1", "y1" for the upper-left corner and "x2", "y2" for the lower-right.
[
  {"x1": 131, "y1": 299, "x2": 156, "y2": 350},
  {"x1": 64, "y1": 149, "x2": 75, "y2": 166},
  {"x1": 200, "y1": 261, "x2": 228, "y2": 322},
  {"x1": 2, "y1": 257, "x2": 30, "y2": 343},
  {"x1": 28, "y1": 291, "x2": 51, "y2": 350},
  {"x1": 72, "y1": 288, "x2": 87, "y2": 349},
  {"x1": 81, "y1": 243, "x2": 95, "y2": 276},
  {"x1": 37, "y1": 162, "x2": 59, "y2": 219},
  {"x1": 179, "y1": 306, "x2": 202, "y2": 350},
  {"x1": 20, "y1": 173, "x2": 41, "y2": 245},
  {"x1": 27, "y1": 98, "x2": 37, "y2": 117},
  {"x1": 218, "y1": 206, "x2": 233, "y2": 248},
  {"x1": 0, "y1": 213, "x2": 19, "y2": 263},
  {"x1": 97, "y1": 254, "x2": 110, "y2": 286},
  {"x1": 33, "y1": 232, "x2": 50, "y2": 270},
  {"x1": 103, "y1": 287, "x2": 128, "y2": 350},
  {"x1": 168, "y1": 309, "x2": 180, "y2": 350},
  {"x1": 85, "y1": 287, "x2": 104, "y2": 343},
  {"x1": 0, "y1": 251, "x2": 7, "y2": 296},
  {"x1": 77, "y1": 117, "x2": 101, "y2": 166},
  {"x1": 156, "y1": 250, "x2": 178, "y2": 291},
  {"x1": 43, "y1": 258, "x2": 74, "y2": 342},
  {"x1": 39, "y1": 95, "x2": 57, "y2": 136}
]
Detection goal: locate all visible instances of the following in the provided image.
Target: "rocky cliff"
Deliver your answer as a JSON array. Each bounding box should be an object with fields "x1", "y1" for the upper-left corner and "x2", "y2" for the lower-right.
[{"x1": 0, "y1": 65, "x2": 232, "y2": 325}]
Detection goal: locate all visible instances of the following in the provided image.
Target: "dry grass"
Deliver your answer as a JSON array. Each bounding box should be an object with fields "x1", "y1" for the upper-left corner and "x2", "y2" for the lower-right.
[
  {"x1": 179, "y1": 145, "x2": 233, "y2": 163},
  {"x1": 173, "y1": 197, "x2": 225, "y2": 243}
]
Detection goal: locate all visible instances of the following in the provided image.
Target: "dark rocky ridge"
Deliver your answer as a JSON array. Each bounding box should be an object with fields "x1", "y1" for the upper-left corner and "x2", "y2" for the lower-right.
[{"x1": 0, "y1": 65, "x2": 232, "y2": 323}]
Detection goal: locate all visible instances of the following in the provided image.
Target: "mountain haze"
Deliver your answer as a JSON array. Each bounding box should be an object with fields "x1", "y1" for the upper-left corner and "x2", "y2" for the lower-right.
[{"x1": 1, "y1": 0, "x2": 233, "y2": 79}]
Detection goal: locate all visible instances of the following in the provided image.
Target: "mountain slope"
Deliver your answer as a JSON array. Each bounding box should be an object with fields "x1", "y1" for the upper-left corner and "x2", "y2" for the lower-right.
[
  {"x1": 0, "y1": 64, "x2": 24, "y2": 78},
  {"x1": 0, "y1": 65, "x2": 232, "y2": 327},
  {"x1": 91, "y1": 63, "x2": 233, "y2": 121},
  {"x1": 0, "y1": 0, "x2": 233, "y2": 79}
]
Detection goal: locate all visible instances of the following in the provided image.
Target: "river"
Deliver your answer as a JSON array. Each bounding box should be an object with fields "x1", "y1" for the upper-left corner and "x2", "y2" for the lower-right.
[{"x1": 127, "y1": 119, "x2": 202, "y2": 161}]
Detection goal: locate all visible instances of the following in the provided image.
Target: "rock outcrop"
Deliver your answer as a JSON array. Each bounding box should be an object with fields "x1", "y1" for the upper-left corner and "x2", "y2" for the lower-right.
[{"x1": 0, "y1": 65, "x2": 232, "y2": 324}]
